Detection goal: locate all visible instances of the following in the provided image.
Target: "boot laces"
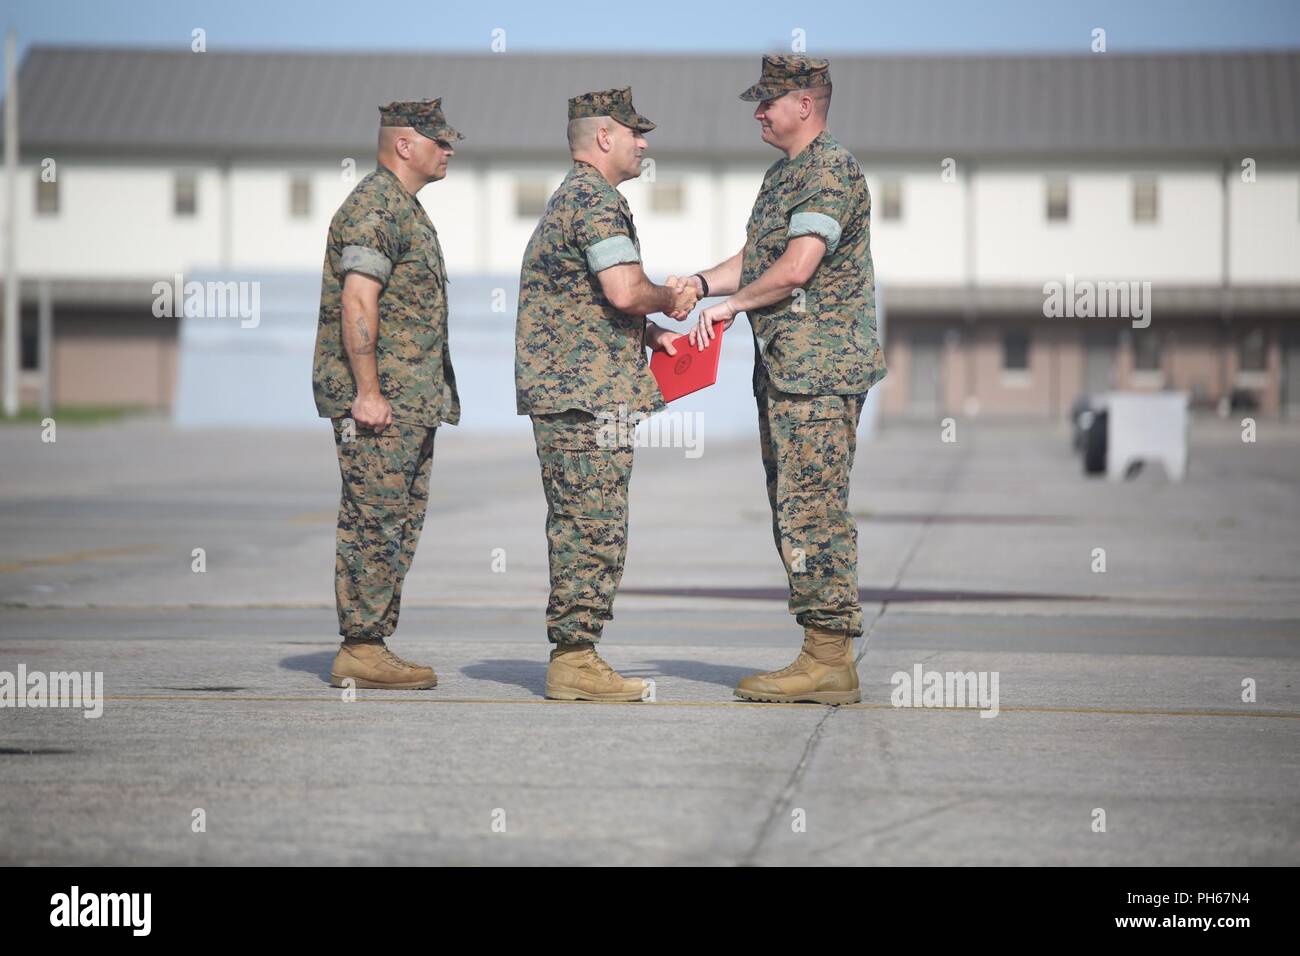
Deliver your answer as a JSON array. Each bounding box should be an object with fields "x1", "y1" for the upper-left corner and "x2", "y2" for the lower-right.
[
  {"x1": 378, "y1": 646, "x2": 416, "y2": 670},
  {"x1": 766, "y1": 652, "x2": 814, "y2": 678},
  {"x1": 584, "y1": 650, "x2": 617, "y2": 677}
]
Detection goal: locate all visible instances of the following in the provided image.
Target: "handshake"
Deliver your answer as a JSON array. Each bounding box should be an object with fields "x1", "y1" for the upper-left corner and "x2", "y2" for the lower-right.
[
  {"x1": 662, "y1": 274, "x2": 704, "y2": 320},
  {"x1": 645, "y1": 274, "x2": 737, "y2": 354},
  {"x1": 665, "y1": 274, "x2": 738, "y2": 349}
]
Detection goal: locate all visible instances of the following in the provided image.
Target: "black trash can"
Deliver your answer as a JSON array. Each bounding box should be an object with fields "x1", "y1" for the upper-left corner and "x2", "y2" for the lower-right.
[{"x1": 1082, "y1": 409, "x2": 1107, "y2": 475}]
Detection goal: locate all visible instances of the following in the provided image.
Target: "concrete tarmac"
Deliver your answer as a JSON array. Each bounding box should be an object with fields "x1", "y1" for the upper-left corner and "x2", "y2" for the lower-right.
[{"x1": 1, "y1": 416, "x2": 1297, "y2": 864}]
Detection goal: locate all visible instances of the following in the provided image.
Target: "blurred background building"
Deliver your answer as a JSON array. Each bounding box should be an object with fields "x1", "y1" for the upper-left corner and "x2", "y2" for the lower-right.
[{"x1": 1, "y1": 46, "x2": 1298, "y2": 423}]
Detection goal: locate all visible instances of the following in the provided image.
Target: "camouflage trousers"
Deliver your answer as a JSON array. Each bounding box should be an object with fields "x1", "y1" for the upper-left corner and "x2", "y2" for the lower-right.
[
  {"x1": 530, "y1": 410, "x2": 634, "y2": 646},
  {"x1": 756, "y1": 366, "x2": 867, "y2": 636},
  {"x1": 331, "y1": 417, "x2": 436, "y2": 643}
]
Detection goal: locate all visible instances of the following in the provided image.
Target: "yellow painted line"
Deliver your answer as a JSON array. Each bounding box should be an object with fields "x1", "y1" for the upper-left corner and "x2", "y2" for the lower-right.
[
  {"x1": 918, "y1": 704, "x2": 1300, "y2": 720},
  {"x1": 95, "y1": 695, "x2": 1300, "y2": 719},
  {"x1": 0, "y1": 544, "x2": 158, "y2": 574}
]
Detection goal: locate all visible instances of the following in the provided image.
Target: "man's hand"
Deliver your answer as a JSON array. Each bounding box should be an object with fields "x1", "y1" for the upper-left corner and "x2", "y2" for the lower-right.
[
  {"x1": 688, "y1": 300, "x2": 738, "y2": 349},
  {"x1": 598, "y1": 264, "x2": 697, "y2": 319},
  {"x1": 663, "y1": 277, "x2": 699, "y2": 320},
  {"x1": 666, "y1": 274, "x2": 705, "y2": 297},
  {"x1": 645, "y1": 322, "x2": 680, "y2": 356},
  {"x1": 351, "y1": 391, "x2": 393, "y2": 431}
]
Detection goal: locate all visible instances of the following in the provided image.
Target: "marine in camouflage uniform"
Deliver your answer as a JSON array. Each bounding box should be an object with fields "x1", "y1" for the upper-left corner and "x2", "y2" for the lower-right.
[
  {"x1": 312, "y1": 99, "x2": 463, "y2": 689},
  {"x1": 684, "y1": 56, "x2": 887, "y2": 703},
  {"x1": 515, "y1": 87, "x2": 692, "y2": 701}
]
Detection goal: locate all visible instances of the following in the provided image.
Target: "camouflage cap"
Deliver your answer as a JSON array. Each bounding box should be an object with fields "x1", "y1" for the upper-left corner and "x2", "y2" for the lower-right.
[
  {"x1": 739, "y1": 54, "x2": 832, "y2": 102},
  {"x1": 378, "y1": 98, "x2": 465, "y2": 144},
  {"x1": 567, "y1": 87, "x2": 656, "y2": 133}
]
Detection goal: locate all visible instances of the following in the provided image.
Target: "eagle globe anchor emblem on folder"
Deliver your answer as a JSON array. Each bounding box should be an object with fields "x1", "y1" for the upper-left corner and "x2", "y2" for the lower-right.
[{"x1": 650, "y1": 322, "x2": 725, "y2": 402}]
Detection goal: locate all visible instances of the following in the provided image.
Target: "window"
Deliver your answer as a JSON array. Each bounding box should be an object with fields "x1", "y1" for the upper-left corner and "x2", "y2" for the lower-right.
[
  {"x1": 1239, "y1": 328, "x2": 1267, "y2": 372},
  {"x1": 879, "y1": 178, "x2": 902, "y2": 220},
  {"x1": 174, "y1": 172, "x2": 198, "y2": 216},
  {"x1": 1002, "y1": 329, "x2": 1029, "y2": 371},
  {"x1": 650, "y1": 181, "x2": 684, "y2": 214},
  {"x1": 1134, "y1": 331, "x2": 1162, "y2": 371},
  {"x1": 515, "y1": 180, "x2": 549, "y2": 218},
  {"x1": 21, "y1": 313, "x2": 38, "y2": 371},
  {"x1": 1133, "y1": 177, "x2": 1158, "y2": 223},
  {"x1": 289, "y1": 175, "x2": 312, "y2": 218},
  {"x1": 1046, "y1": 177, "x2": 1069, "y2": 221},
  {"x1": 35, "y1": 176, "x2": 58, "y2": 216}
]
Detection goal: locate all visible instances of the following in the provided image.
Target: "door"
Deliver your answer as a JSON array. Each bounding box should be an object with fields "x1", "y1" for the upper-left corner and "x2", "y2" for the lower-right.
[
  {"x1": 1284, "y1": 330, "x2": 1300, "y2": 417},
  {"x1": 1083, "y1": 329, "x2": 1117, "y2": 397},
  {"x1": 908, "y1": 328, "x2": 942, "y2": 417}
]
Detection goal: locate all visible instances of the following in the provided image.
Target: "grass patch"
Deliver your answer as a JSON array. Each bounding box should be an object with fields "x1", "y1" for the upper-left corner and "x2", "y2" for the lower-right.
[{"x1": 0, "y1": 405, "x2": 151, "y2": 426}]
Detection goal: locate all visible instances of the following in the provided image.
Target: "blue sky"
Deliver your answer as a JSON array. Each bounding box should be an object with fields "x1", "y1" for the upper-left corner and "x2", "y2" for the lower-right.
[{"x1": 3, "y1": 0, "x2": 1299, "y2": 95}]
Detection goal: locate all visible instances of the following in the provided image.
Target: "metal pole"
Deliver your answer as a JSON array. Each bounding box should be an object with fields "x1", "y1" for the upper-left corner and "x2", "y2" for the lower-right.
[
  {"x1": 3, "y1": 29, "x2": 19, "y2": 417},
  {"x1": 38, "y1": 277, "x2": 51, "y2": 415},
  {"x1": 1219, "y1": 156, "x2": 1232, "y2": 412},
  {"x1": 963, "y1": 158, "x2": 978, "y2": 415}
]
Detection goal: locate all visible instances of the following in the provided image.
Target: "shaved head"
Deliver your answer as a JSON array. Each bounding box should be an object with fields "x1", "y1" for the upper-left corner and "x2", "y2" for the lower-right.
[
  {"x1": 567, "y1": 115, "x2": 610, "y2": 154},
  {"x1": 376, "y1": 125, "x2": 454, "y2": 190},
  {"x1": 379, "y1": 125, "x2": 435, "y2": 152},
  {"x1": 806, "y1": 85, "x2": 832, "y2": 119},
  {"x1": 566, "y1": 113, "x2": 647, "y2": 186}
]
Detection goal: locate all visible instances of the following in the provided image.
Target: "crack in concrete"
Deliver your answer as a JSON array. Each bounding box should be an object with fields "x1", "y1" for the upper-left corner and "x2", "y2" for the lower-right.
[{"x1": 739, "y1": 707, "x2": 838, "y2": 866}]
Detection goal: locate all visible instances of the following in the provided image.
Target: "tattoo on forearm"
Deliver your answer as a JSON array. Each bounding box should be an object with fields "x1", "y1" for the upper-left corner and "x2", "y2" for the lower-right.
[{"x1": 351, "y1": 316, "x2": 375, "y2": 355}]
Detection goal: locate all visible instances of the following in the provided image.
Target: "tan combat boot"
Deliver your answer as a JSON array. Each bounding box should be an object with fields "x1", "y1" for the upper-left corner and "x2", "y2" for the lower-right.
[
  {"x1": 545, "y1": 642, "x2": 648, "y2": 702},
  {"x1": 734, "y1": 626, "x2": 860, "y2": 704},
  {"x1": 329, "y1": 642, "x2": 437, "y2": 690}
]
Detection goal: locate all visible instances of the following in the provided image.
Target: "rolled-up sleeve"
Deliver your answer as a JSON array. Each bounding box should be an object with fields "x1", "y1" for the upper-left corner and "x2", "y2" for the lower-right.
[
  {"x1": 338, "y1": 202, "x2": 404, "y2": 285},
  {"x1": 573, "y1": 184, "x2": 640, "y2": 274},
  {"x1": 786, "y1": 163, "x2": 853, "y2": 254},
  {"x1": 584, "y1": 234, "x2": 641, "y2": 273},
  {"x1": 340, "y1": 245, "x2": 393, "y2": 283},
  {"x1": 788, "y1": 210, "x2": 843, "y2": 253}
]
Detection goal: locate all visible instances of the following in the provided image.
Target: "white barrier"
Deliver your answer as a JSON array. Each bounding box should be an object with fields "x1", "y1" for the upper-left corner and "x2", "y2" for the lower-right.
[
  {"x1": 1103, "y1": 391, "x2": 1189, "y2": 481},
  {"x1": 172, "y1": 271, "x2": 888, "y2": 443}
]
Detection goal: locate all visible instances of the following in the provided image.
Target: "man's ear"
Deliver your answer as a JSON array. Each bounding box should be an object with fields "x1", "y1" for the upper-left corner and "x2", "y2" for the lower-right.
[{"x1": 596, "y1": 125, "x2": 612, "y2": 153}]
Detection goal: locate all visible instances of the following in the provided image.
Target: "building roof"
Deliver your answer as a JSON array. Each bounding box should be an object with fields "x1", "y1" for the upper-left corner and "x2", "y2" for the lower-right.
[
  {"x1": 8, "y1": 277, "x2": 1300, "y2": 315},
  {"x1": 7, "y1": 45, "x2": 1300, "y2": 159}
]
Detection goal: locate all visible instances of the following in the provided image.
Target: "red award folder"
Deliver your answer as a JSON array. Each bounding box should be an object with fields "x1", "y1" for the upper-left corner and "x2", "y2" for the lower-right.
[{"x1": 650, "y1": 324, "x2": 725, "y2": 402}]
